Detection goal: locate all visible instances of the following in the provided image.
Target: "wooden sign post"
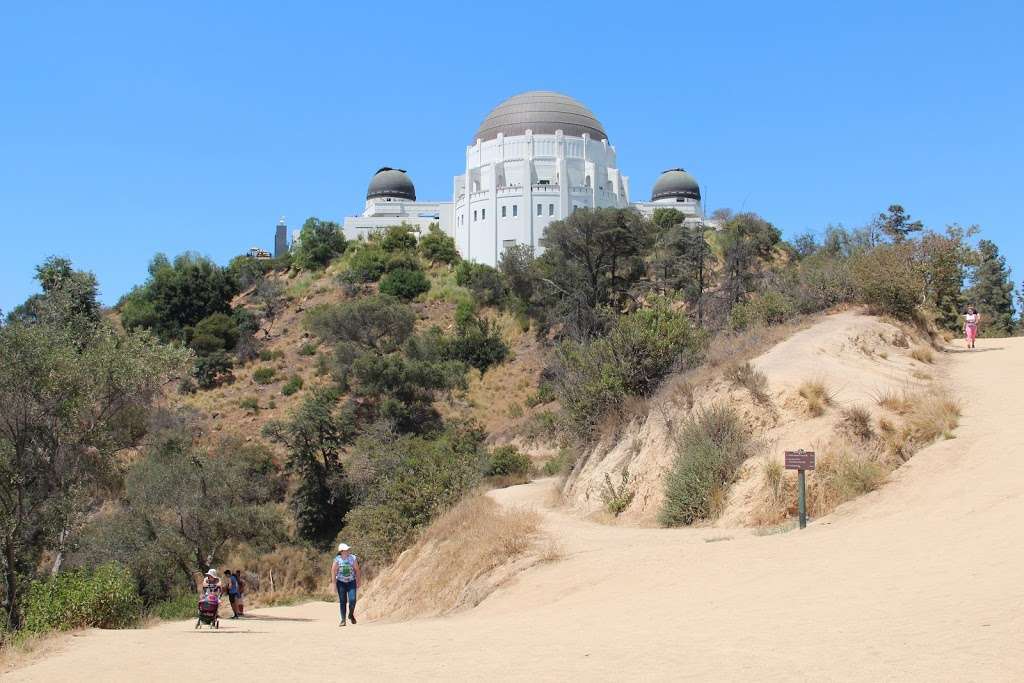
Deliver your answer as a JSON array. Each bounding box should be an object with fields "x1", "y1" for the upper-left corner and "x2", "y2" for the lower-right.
[{"x1": 784, "y1": 449, "x2": 816, "y2": 529}]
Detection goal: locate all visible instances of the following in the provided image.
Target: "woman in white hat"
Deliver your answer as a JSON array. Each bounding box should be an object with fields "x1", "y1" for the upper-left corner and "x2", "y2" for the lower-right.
[
  {"x1": 330, "y1": 543, "x2": 361, "y2": 627},
  {"x1": 201, "y1": 568, "x2": 222, "y2": 598}
]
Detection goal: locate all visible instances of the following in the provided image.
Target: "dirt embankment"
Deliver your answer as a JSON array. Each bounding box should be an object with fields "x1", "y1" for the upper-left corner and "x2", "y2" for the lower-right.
[{"x1": 562, "y1": 309, "x2": 946, "y2": 525}]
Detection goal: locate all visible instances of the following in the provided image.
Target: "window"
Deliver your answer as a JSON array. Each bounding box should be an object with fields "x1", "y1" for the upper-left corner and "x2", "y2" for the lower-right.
[
  {"x1": 548, "y1": 204, "x2": 555, "y2": 216},
  {"x1": 537, "y1": 203, "x2": 542, "y2": 216},
  {"x1": 512, "y1": 205, "x2": 518, "y2": 217},
  {"x1": 473, "y1": 210, "x2": 477, "y2": 221},
  {"x1": 482, "y1": 208, "x2": 486, "y2": 220},
  {"x1": 502, "y1": 239, "x2": 516, "y2": 251},
  {"x1": 501, "y1": 206, "x2": 507, "y2": 218}
]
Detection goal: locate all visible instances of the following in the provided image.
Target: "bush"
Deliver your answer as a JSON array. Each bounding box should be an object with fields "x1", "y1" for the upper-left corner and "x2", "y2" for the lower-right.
[
  {"x1": 910, "y1": 345, "x2": 934, "y2": 363},
  {"x1": 239, "y1": 396, "x2": 260, "y2": 412},
  {"x1": 340, "y1": 504, "x2": 415, "y2": 571},
  {"x1": 298, "y1": 341, "x2": 318, "y2": 356},
  {"x1": 851, "y1": 243, "x2": 924, "y2": 320},
  {"x1": 340, "y1": 244, "x2": 388, "y2": 283},
  {"x1": 253, "y1": 366, "x2": 276, "y2": 384},
  {"x1": 780, "y1": 254, "x2": 856, "y2": 314},
  {"x1": 443, "y1": 311, "x2": 509, "y2": 373},
  {"x1": 601, "y1": 469, "x2": 635, "y2": 516},
  {"x1": 23, "y1": 563, "x2": 142, "y2": 632},
  {"x1": 798, "y1": 378, "x2": 832, "y2": 417},
  {"x1": 305, "y1": 296, "x2": 416, "y2": 352},
  {"x1": 485, "y1": 446, "x2": 531, "y2": 477},
  {"x1": 379, "y1": 268, "x2": 431, "y2": 301},
  {"x1": 193, "y1": 350, "x2": 233, "y2": 389},
  {"x1": 259, "y1": 349, "x2": 284, "y2": 362},
  {"x1": 555, "y1": 298, "x2": 707, "y2": 433},
  {"x1": 189, "y1": 312, "x2": 240, "y2": 352},
  {"x1": 148, "y1": 592, "x2": 196, "y2": 621},
  {"x1": 840, "y1": 406, "x2": 874, "y2": 441},
  {"x1": 281, "y1": 374, "x2": 304, "y2": 396},
  {"x1": 660, "y1": 405, "x2": 756, "y2": 526},
  {"x1": 728, "y1": 290, "x2": 796, "y2": 331},
  {"x1": 292, "y1": 217, "x2": 347, "y2": 270},
  {"x1": 380, "y1": 225, "x2": 418, "y2": 252},
  {"x1": 418, "y1": 224, "x2": 459, "y2": 264},
  {"x1": 541, "y1": 448, "x2": 574, "y2": 476},
  {"x1": 385, "y1": 252, "x2": 422, "y2": 273},
  {"x1": 455, "y1": 261, "x2": 506, "y2": 306},
  {"x1": 525, "y1": 383, "x2": 555, "y2": 407}
]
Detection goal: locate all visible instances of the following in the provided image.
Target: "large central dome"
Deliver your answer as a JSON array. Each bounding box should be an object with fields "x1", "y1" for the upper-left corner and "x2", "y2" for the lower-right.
[{"x1": 473, "y1": 91, "x2": 607, "y2": 144}]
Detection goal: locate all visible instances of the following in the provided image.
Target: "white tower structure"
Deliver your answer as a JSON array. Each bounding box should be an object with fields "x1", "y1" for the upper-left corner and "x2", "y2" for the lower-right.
[{"x1": 453, "y1": 91, "x2": 631, "y2": 266}]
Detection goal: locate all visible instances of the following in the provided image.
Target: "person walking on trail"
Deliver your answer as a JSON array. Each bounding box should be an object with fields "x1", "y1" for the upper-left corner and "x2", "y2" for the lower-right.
[
  {"x1": 234, "y1": 569, "x2": 246, "y2": 617},
  {"x1": 331, "y1": 543, "x2": 361, "y2": 627},
  {"x1": 201, "y1": 568, "x2": 221, "y2": 597},
  {"x1": 226, "y1": 569, "x2": 240, "y2": 618},
  {"x1": 964, "y1": 306, "x2": 980, "y2": 349}
]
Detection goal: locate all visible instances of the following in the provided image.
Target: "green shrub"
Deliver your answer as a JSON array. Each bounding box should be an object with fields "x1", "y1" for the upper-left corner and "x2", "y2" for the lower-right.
[
  {"x1": 339, "y1": 504, "x2": 414, "y2": 571},
  {"x1": 418, "y1": 224, "x2": 459, "y2": 263},
  {"x1": 281, "y1": 374, "x2": 304, "y2": 396},
  {"x1": 385, "y1": 252, "x2": 422, "y2": 273},
  {"x1": 24, "y1": 563, "x2": 142, "y2": 632},
  {"x1": 148, "y1": 592, "x2": 196, "y2": 621},
  {"x1": 292, "y1": 217, "x2": 347, "y2": 270},
  {"x1": 782, "y1": 253, "x2": 856, "y2": 314},
  {"x1": 239, "y1": 396, "x2": 260, "y2": 412},
  {"x1": 541, "y1": 448, "x2": 574, "y2": 476},
  {"x1": 253, "y1": 366, "x2": 276, "y2": 384},
  {"x1": 381, "y1": 225, "x2": 418, "y2": 252},
  {"x1": 601, "y1": 468, "x2": 635, "y2": 516},
  {"x1": 556, "y1": 297, "x2": 707, "y2": 432},
  {"x1": 660, "y1": 405, "x2": 756, "y2": 526},
  {"x1": 455, "y1": 261, "x2": 506, "y2": 306},
  {"x1": 851, "y1": 243, "x2": 923, "y2": 320},
  {"x1": 379, "y1": 268, "x2": 431, "y2": 300},
  {"x1": 729, "y1": 290, "x2": 796, "y2": 330},
  {"x1": 297, "y1": 342, "x2": 318, "y2": 356},
  {"x1": 193, "y1": 350, "x2": 233, "y2": 389},
  {"x1": 340, "y1": 243, "x2": 388, "y2": 283},
  {"x1": 259, "y1": 349, "x2": 284, "y2": 362},
  {"x1": 305, "y1": 295, "x2": 415, "y2": 352},
  {"x1": 485, "y1": 446, "x2": 531, "y2": 477},
  {"x1": 525, "y1": 383, "x2": 556, "y2": 407},
  {"x1": 442, "y1": 309, "x2": 509, "y2": 373}
]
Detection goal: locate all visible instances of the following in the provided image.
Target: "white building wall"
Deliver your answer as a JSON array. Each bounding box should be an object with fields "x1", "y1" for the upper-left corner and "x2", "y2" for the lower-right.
[{"x1": 453, "y1": 130, "x2": 630, "y2": 267}]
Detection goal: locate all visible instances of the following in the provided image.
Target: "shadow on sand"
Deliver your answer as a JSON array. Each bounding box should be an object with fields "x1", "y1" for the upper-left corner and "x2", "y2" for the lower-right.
[
  {"x1": 234, "y1": 614, "x2": 315, "y2": 623},
  {"x1": 943, "y1": 347, "x2": 1004, "y2": 354}
]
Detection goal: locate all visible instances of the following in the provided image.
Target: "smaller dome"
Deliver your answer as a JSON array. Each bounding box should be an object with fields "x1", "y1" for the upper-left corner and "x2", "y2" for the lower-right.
[
  {"x1": 651, "y1": 168, "x2": 700, "y2": 202},
  {"x1": 366, "y1": 167, "x2": 416, "y2": 201}
]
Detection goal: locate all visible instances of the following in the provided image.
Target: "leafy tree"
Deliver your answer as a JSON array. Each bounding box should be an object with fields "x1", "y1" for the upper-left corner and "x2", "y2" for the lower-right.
[
  {"x1": 379, "y1": 267, "x2": 430, "y2": 300},
  {"x1": 850, "y1": 242, "x2": 924, "y2": 320},
  {"x1": 188, "y1": 312, "x2": 240, "y2": 354},
  {"x1": 717, "y1": 212, "x2": 781, "y2": 307},
  {"x1": 292, "y1": 217, "x2": 347, "y2": 270},
  {"x1": 305, "y1": 295, "x2": 416, "y2": 352},
  {"x1": 534, "y1": 208, "x2": 651, "y2": 338},
  {"x1": 498, "y1": 244, "x2": 536, "y2": 303},
  {"x1": 8, "y1": 257, "x2": 101, "y2": 335},
  {"x1": 380, "y1": 224, "x2": 418, "y2": 253},
  {"x1": 0, "y1": 265, "x2": 188, "y2": 628},
  {"x1": 418, "y1": 223, "x2": 459, "y2": 264},
  {"x1": 227, "y1": 254, "x2": 273, "y2": 291},
  {"x1": 123, "y1": 433, "x2": 285, "y2": 582},
  {"x1": 120, "y1": 252, "x2": 238, "y2": 342},
  {"x1": 192, "y1": 350, "x2": 234, "y2": 389},
  {"x1": 791, "y1": 232, "x2": 819, "y2": 259},
  {"x1": 648, "y1": 210, "x2": 712, "y2": 321},
  {"x1": 873, "y1": 204, "x2": 923, "y2": 243},
  {"x1": 455, "y1": 261, "x2": 506, "y2": 306},
  {"x1": 351, "y1": 353, "x2": 466, "y2": 433},
  {"x1": 263, "y1": 389, "x2": 356, "y2": 544},
  {"x1": 969, "y1": 239, "x2": 1016, "y2": 335},
  {"x1": 918, "y1": 225, "x2": 977, "y2": 331}
]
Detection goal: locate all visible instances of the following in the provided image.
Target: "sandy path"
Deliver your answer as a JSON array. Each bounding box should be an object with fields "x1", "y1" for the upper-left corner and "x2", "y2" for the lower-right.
[{"x1": 10, "y1": 338, "x2": 1024, "y2": 681}]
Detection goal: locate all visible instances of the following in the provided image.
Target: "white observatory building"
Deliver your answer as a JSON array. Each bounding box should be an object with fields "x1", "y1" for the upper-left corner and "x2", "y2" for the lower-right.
[{"x1": 341, "y1": 90, "x2": 704, "y2": 266}]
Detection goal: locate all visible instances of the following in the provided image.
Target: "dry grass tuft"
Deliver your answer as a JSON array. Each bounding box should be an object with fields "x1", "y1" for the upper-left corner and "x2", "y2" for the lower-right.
[
  {"x1": 881, "y1": 387, "x2": 961, "y2": 462},
  {"x1": 361, "y1": 495, "x2": 547, "y2": 621},
  {"x1": 840, "y1": 405, "x2": 874, "y2": 441},
  {"x1": 725, "y1": 362, "x2": 770, "y2": 404},
  {"x1": 809, "y1": 439, "x2": 887, "y2": 516},
  {"x1": 797, "y1": 378, "x2": 833, "y2": 417},
  {"x1": 910, "y1": 345, "x2": 935, "y2": 364},
  {"x1": 875, "y1": 388, "x2": 913, "y2": 414}
]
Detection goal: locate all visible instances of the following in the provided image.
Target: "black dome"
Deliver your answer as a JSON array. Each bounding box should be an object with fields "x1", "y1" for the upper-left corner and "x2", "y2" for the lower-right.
[
  {"x1": 474, "y1": 91, "x2": 607, "y2": 143},
  {"x1": 651, "y1": 168, "x2": 700, "y2": 202},
  {"x1": 366, "y1": 167, "x2": 416, "y2": 201}
]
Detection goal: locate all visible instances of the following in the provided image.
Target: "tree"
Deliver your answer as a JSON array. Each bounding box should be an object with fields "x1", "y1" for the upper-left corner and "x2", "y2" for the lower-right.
[
  {"x1": 717, "y1": 212, "x2": 781, "y2": 307},
  {"x1": 534, "y1": 208, "x2": 651, "y2": 338},
  {"x1": 455, "y1": 261, "x2": 506, "y2": 306},
  {"x1": 253, "y1": 279, "x2": 287, "y2": 337},
  {"x1": 0, "y1": 264, "x2": 189, "y2": 628},
  {"x1": 292, "y1": 218, "x2": 347, "y2": 270},
  {"x1": 648, "y1": 210, "x2": 712, "y2": 321},
  {"x1": 969, "y1": 239, "x2": 1016, "y2": 335},
  {"x1": 873, "y1": 204, "x2": 923, "y2": 243},
  {"x1": 918, "y1": 225, "x2": 977, "y2": 331},
  {"x1": 120, "y1": 253, "x2": 238, "y2": 342},
  {"x1": 380, "y1": 224, "x2": 418, "y2": 253},
  {"x1": 123, "y1": 434, "x2": 285, "y2": 584},
  {"x1": 304, "y1": 295, "x2": 416, "y2": 353},
  {"x1": 263, "y1": 389, "x2": 357, "y2": 544},
  {"x1": 418, "y1": 223, "x2": 459, "y2": 264},
  {"x1": 498, "y1": 244, "x2": 535, "y2": 303}
]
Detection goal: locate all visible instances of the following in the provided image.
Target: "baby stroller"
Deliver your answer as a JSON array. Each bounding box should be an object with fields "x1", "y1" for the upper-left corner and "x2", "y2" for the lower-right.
[{"x1": 196, "y1": 592, "x2": 220, "y2": 629}]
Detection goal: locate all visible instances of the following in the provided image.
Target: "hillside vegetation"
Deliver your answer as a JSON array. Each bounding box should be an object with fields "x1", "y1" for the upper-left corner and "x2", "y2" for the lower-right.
[{"x1": 2, "y1": 204, "x2": 1019, "y2": 643}]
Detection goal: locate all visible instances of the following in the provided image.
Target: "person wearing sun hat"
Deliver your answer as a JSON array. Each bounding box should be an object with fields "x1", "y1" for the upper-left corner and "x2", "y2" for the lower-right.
[
  {"x1": 330, "y1": 543, "x2": 361, "y2": 627},
  {"x1": 201, "y1": 568, "x2": 221, "y2": 597}
]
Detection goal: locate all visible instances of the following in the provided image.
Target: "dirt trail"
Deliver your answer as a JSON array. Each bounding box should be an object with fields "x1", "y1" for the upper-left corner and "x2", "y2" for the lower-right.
[{"x1": 9, "y1": 338, "x2": 1024, "y2": 681}]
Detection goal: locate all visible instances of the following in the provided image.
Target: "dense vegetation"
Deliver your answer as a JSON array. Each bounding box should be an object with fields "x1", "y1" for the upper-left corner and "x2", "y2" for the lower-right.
[{"x1": 1, "y1": 203, "x2": 1018, "y2": 637}]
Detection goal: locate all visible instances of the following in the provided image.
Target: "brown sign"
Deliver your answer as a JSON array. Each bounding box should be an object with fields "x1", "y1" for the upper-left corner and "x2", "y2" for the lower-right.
[{"x1": 785, "y1": 450, "x2": 816, "y2": 470}]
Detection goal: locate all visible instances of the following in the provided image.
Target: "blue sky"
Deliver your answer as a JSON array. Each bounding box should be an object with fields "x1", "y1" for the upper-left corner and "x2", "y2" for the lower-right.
[{"x1": 2, "y1": 1, "x2": 1022, "y2": 312}]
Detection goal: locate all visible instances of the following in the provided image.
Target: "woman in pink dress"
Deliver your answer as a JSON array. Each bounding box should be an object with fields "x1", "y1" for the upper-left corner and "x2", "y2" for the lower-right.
[{"x1": 964, "y1": 306, "x2": 980, "y2": 349}]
